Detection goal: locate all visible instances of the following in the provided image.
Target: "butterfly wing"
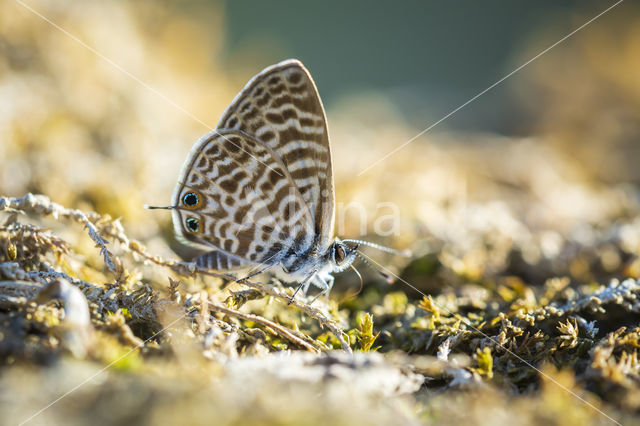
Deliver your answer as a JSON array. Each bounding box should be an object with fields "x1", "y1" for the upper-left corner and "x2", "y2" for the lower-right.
[
  {"x1": 218, "y1": 59, "x2": 335, "y2": 253},
  {"x1": 171, "y1": 129, "x2": 315, "y2": 270}
]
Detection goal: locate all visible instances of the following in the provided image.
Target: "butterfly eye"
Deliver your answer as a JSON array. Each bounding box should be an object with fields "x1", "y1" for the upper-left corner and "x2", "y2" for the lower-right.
[
  {"x1": 185, "y1": 217, "x2": 200, "y2": 233},
  {"x1": 335, "y1": 245, "x2": 346, "y2": 264},
  {"x1": 182, "y1": 191, "x2": 201, "y2": 209}
]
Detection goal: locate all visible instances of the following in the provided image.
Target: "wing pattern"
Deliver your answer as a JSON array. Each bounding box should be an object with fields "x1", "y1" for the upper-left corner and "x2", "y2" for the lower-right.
[
  {"x1": 171, "y1": 130, "x2": 315, "y2": 268},
  {"x1": 218, "y1": 60, "x2": 335, "y2": 251}
]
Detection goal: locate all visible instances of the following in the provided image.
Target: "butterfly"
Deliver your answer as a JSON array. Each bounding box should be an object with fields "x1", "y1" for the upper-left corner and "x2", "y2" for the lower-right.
[{"x1": 148, "y1": 60, "x2": 397, "y2": 301}]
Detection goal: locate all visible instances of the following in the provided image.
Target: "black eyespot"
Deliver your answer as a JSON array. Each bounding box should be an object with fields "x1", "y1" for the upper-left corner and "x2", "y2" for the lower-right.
[
  {"x1": 186, "y1": 217, "x2": 200, "y2": 233},
  {"x1": 183, "y1": 192, "x2": 199, "y2": 207}
]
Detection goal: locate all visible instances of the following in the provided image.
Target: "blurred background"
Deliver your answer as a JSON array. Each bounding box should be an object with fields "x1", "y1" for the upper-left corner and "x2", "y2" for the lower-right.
[
  {"x1": 1, "y1": 0, "x2": 639, "y2": 285},
  {"x1": 4, "y1": 2, "x2": 640, "y2": 424}
]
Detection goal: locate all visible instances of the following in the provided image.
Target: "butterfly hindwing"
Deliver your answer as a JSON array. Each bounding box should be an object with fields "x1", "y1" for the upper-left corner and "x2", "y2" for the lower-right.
[
  {"x1": 171, "y1": 129, "x2": 315, "y2": 268},
  {"x1": 218, "y1": 59, "x2": 335, "y2": 253}
]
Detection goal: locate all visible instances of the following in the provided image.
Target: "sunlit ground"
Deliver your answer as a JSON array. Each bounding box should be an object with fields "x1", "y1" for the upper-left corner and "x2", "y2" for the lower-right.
[{"x1": 1, "y1": 1, "x2": 640, "y2": 425}]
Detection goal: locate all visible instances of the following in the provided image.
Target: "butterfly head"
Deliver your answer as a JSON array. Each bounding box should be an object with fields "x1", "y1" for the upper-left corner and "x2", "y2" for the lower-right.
[{"x1": 329, "y1": 240, "x2": 359, "y2": 273}]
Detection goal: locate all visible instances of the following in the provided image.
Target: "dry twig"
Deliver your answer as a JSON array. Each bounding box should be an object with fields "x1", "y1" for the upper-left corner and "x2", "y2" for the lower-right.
[
  {"x1": 208, "y1": 300, "x2": 322, "y2": 353},
  {"x1": 0, "y1": 194, "x2": 117, "y2": 275}
]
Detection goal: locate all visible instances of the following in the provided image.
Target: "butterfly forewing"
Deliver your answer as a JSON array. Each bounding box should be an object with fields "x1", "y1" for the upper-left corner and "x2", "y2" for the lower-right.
[
  {"x1": 171, "y1": 129, "x2": 314, "y2": 268},
  {"x1": 218, "y1": 59, "x2": 335, "y2": 253}
]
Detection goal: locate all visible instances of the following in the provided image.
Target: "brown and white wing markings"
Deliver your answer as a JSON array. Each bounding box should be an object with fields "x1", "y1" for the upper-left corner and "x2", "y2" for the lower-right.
[
  {"x1": 218, "y1": 59, "x2": 335, "y2": 251},
  {"x1": 171, "y1": 129, "x2": 314, "y2": 269}
]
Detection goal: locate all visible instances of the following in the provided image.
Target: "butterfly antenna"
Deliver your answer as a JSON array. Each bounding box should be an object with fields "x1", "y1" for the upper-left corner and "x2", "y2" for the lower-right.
[
  {"x1": 144, "y1": 205, "x2": 174, "y2": 210},
  {"x1": 342, "y1": 239, "x2": 411, "y2": 257},
  {"x1": 355, "y1": 252, "x2": 396, "y2": 284}
]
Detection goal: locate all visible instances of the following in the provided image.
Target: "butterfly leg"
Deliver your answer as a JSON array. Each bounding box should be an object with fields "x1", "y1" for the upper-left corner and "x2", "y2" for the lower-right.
[
  {"x1": 325, "y1": 275, "x2": 335, "y2": 293},
  {"x1": 308, "y1": 276, "x2": 332, "y2": 304},
  {"x1": 236, "y1": 262, "x2": 277, "y2": 283},
  {"x1": 302, "y1": 275, "x2": 314, "y2": 295},
  {"x1": 288, "y1": 268, "x2": 318, "y2": 305}
]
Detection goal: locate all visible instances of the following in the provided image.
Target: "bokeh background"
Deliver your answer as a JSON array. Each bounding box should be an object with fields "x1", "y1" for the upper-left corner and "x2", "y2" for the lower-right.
[
  {"x1": 3, "y1": 0, "x2": 639, "y2": 234},
  {"x1": 3, "y1": 0, "x2": 640, "y2": 288},
  {"x1": 3, "y1": 1, "x2": 640, "y2": 425}
]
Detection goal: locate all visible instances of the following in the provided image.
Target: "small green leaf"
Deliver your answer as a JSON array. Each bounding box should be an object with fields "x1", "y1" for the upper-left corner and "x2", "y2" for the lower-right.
[
  {"x1": 474, "y1": 347, "x2": 493, "y2": 379},
  {"x1": 7, "y1": 241, "x2": 17, "y2": 261},
  {"x1": 356, "y1": 313, "x2": 380, "y2": 352}
]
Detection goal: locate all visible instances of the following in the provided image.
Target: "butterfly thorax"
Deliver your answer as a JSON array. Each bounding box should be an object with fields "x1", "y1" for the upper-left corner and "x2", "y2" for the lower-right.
[{"x1": 275, "y1": 238, "x2": 357, "y2": 285}]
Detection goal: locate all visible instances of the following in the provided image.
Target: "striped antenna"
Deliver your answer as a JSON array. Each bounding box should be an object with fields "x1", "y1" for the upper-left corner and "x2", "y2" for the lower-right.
[{"x1": 342, "y1": 239, "x2": 411, "y2": 257}]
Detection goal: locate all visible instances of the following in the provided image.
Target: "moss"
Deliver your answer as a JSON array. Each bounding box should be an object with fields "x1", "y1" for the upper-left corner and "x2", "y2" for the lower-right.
[
  {"x1": 355, "y1": 313, "x2": 380, "y2": 352},
  {"x1": 473, "y1": 347, "x2": 494, "y2": 379}
]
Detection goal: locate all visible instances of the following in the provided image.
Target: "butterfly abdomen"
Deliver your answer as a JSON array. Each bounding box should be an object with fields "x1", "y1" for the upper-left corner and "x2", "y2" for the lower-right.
[{"x1": 196, "y1": 251, "x2": 246, "y2": 271}]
